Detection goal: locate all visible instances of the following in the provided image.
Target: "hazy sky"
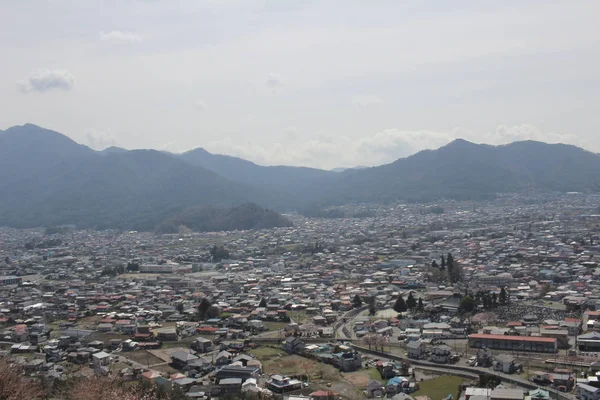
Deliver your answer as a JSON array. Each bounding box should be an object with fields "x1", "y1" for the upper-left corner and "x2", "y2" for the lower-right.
[{"x1": 1, "y1": 0, "x2": 599, "y2": 169}]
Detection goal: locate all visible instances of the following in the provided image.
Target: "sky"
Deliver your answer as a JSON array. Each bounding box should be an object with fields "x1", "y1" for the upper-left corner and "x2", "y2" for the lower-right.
[{"x1": 1, "y1": 0, "x2": 599, "y2": 169}]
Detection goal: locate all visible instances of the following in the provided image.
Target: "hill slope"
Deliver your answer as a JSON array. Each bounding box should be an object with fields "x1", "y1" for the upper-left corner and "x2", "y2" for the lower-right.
[
  {"x1": 319, "y1": 139, "x2": 600, "y2": 203},
  {"x1": 179, "y1": 148, "x2": 335, "y2": 208},
  {"x1": 0, "y1": 125, "x2": 260, "y2": 229},
  {"x1": 156, "y1": 203, "x2": 293, "y2": 233}
]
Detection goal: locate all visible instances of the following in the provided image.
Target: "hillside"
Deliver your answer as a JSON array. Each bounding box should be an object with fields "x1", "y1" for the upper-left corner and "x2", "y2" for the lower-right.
[
  {"x1": 318, "y1": 139, "x2": 600, "y2": 204},
  {"x1": 2, "y1": 124, "x2": 600, "y2": 230},
  {"x1": 156, "y1": 203, "x2": 293, "y2": 233},
  {"x1": 0, "y1": 125, "x2": 259, "y2": 230},
  {"x1": 179, "y1": 147, "x2": 335, "y2": 208}
]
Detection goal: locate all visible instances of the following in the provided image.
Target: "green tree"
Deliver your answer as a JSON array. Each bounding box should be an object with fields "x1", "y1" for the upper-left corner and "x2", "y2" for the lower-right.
[
  {"x1": 210, "y1": 245, "x2": 230, "y2": 262},
  {"x1": 197, "y1": 298, "x2": 211, "y2": 320},
  {"x1": 259, "y1": 298, "x2": 267, "y2": 308},
  {"x1": 205, "y1": 305, "x2": 221, "y2": 319},
  {"x1": 431, "y1": 260, "x2": 439, "y2": 269},
  {"x1": 406, "y1": 292, "x2": 417, "y2": 310},
  {"x1": 499, "y1": 287, "x2": 508, "y2": 305},
  {"x1": 368, "y1": 296, "x2": 376, "y2": 316},
  {"x1": 417, "y1": 297, "x2": 424, "y2": 311},
  {"x1": 440, "y1": 255, "x2": 446, "y2": 270},
  {"x1": 459, "y1": 295, "x2": 476, "y2": 313},
  {"x1": 393, "y1": 296, "x2": 407, "y2": 314},
  {"x1": 352, "y1": 295, "x2": 363, "y2": 308},
  {"x1": 491, "y1": 292, "x2": 498, "y2": 308},
  {"x1": 175, "y1": 303, "x2": 184, "y2": 314}
]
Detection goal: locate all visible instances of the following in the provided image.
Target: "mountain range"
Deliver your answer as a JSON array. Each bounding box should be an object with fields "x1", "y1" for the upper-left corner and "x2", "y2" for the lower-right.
[{"x1": 1, "y1": 123, "x2": 599, "y2": 230}]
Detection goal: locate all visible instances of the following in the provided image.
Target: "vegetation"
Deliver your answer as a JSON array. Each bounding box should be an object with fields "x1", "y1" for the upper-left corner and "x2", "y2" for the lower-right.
[
  {"x1": 413, "y1": 375, "x2": 465, "y2": 400},
  {"x1": 352, "y1": 295, "x2": 363, "y2": 308},
  {"x1": 393, "y1": 295, "x2": 407, "y2": 313},
  {"x1": 156, "y1": 203, "x2": 292, "y2": 234}
]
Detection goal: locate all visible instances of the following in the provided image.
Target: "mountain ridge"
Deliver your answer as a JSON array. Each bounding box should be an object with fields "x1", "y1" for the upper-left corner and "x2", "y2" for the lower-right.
[{"x1": 1, "y1": 123, "x2": 600, "y2": 229}]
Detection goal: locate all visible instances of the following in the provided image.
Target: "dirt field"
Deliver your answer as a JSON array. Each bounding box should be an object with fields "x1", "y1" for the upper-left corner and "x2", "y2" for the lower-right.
[{"x1": 125, "y1": 350, "x2": 166, "y2": 367}]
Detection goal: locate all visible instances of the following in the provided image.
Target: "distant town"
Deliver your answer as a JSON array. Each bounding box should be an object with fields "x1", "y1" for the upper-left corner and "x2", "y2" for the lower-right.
[{"x1": 2, "y1": 193, "x2": 600, "y2": 400}]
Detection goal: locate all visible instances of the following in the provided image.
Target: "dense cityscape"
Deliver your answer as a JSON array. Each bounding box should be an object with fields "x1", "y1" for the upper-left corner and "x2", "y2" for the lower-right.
[{"x1": 2, "y1": 193, "x2": 600, "y2": 399}]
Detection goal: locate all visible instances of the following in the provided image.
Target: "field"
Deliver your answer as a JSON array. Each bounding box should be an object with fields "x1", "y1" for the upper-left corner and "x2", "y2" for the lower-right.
[
  {"x1": 413, "y1": 375, "x2": 465, "y2": 400},
  {"x1": 248, "y1": 346, "x2": 284, "y2": 360},
  {"x1": 264, "y1": 321, "x2": 287, "y2": 332},
  {"x1": 125, "y1": 350, "x2": 166, "y2": 367}
]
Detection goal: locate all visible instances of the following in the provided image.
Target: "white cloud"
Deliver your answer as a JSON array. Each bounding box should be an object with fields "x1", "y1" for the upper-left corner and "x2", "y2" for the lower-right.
[
  {"x1": 99, "y1": 30, "x2": 144, "y2": 42},
  {"x1": 85, "y1": 129, "x2": 120, "y2": 150},
  {"x1": 265, "y1": 73, "x2": 283, "y2": 90},
  {"x1": 195, "y1": 100, "x2": 207, "y2": 112},
  {"x1": 352, "y1": 94, "x2": 383, "y2": 108},
  {"x1": 18, "y1": 69, "x2": 75, "y2": 93},
  {"x1": 203, "y1": 125, "x2": 587, "y2": 170}
]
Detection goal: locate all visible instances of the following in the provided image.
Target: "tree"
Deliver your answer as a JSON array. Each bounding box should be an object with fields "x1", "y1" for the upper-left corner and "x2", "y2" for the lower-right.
[
  {"x1": 175, "y1": 303, "x2": 184, "y2": 314},
  {"x1": 352, "y1": 295, "x2": 363, "y2": 308},
  {"x1": 431, "y1": 260, "x2": 439, "y2": 269},
  {"x1": 197, "y1": 298, "x2": 211, "y2": 320},
  {"x1": 393, "y1": 296, "x2": 407, "y2": 314},
  {"x1": 406, "y1": 292, "x2": 417, "y2": 310},
  {"x1": 459, "y1": 295, "x2": 476, "y2": 313},
  {"x1": 499, "y1": 287, "x2": 507, "y2": 305},
  {"x1": 205, "y1": 305, "x2": 221, "y2": 319},
  {"x1": 368, "y1": 296, "x2": 376, "y2": 316},
  {"x1": 259, "y1": 298, "x2": 267, "y2": 308},
  {"x1": 210, "y1": 245, "x2": 230, "y2": 262},
  {"x1": 417, "y1": 297, "x2": 424, "y2": 311},
  {"x1": 0, "y1": 358, "x2": 45, "y2": 400},
  {"x1": 440, "y1": 255, "x2": 446, "y2": 269},
  {"x1": 491, "y1": 292, "x2": 497, "y2": 308}
]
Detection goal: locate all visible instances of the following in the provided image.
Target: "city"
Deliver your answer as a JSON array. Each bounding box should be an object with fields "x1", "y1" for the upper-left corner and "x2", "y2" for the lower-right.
[{"x1": 2, "y1": 193, "x2": 600, "y2": 399}]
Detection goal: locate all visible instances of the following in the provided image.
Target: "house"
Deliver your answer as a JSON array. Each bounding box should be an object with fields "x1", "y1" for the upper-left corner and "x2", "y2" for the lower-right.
[
  {"x1": 430, "y1": 345, "x2": 452, "y2": 364},
  {"x1": 494, "y1": 354, "x2": 517, "y2": 374},
  {"x1": 156, "y1": 328, "x2": 178, "y2": 342},
  {"x1": 281, "y1": 336, "x2": 305, "y2": 354},
  {"x1": 170, "y1": 350, "x2": 198, "y2": 369},
  {"x1": 476, "y1": 347, "x2": 493, "y2": 367},
  {"x1": 215, "y1": 350, "x2": 233, "y2": 366},
  {"x1": 526, "y1": 388, "x2": 550, "y2": 400},
  {"x1": 578, "y1": 383, "x2": 600, "y2": 400},
  {"x1": 407, "y1": 340, "x2": 425, "y2": 359},
  {"x1": 219, "y1": 378, "x2": 242, "y2": 397},
  {"x1": 578, "y1": 332, "x2": 600, "y2": 352},
  {"x1": 191, "y1": 337, "x2": 213, "y2": 353},
  {"x1": 366, "y1": 380, "x2": 384, "y2": 398},
  {"x1": 266, "y1": 374, "x2": 303, "y2": 394},
  {"x1": 333, "y1": 350, "x2": 362, "y2": 372},
  {"x1": 215, "y1": 365, "x2": 261, "y2": 382},
  {"x1": 490, "y1": 388, "x2": 524, "y2": 400},
  {"x1": 92, "y1": 351, "x2": 111, "y2": 367}
]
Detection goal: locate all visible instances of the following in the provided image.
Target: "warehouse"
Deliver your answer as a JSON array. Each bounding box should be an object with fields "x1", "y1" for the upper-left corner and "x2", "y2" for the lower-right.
[{"x1": 468, "y1": 334, "x2": 557, "y2": 353}]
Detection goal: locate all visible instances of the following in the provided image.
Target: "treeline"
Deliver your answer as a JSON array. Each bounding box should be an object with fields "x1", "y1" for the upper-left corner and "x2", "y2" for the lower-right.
[{"x1": 156, "y1": 203, "x2": 293, "y2": 234}]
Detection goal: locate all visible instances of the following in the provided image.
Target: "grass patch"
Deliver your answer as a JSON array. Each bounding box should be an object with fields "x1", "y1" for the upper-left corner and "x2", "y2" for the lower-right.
[
  {"x1": 367, "y1": 367, "x2": 381, "y2": 381},
  {"x1": 248, "y1": 346, "x2": 284, "y2": 360},
  {"x1": 413, "y1": 375, "x2": 464, "y2": 400},
  {"x1": 124, "y1": 350, "x2": 166, "y2": 366}
]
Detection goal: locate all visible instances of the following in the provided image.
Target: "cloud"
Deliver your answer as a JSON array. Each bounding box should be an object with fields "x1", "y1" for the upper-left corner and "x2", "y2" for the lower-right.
[
  {"x1": 195, "y1": 100, "x2": 207, "y2": 112},
  {"x1": 85, "y1": 129, "x2": 119, "y2": 150},
  {"x1": 99, "y1": 30, "x2": 144, "y2": 42},
  {"x1": 203, "y1": 125, "x2": 586, "y2": 170},
  {"x1": 352, "y1": 94, "x2": 383, "y2": 108},
  {"x1": 265, "y1": 73, "x2": 283, "y2": 89},
  {"x1": 19, "y1": 69, "x2": 75, "y2": 93}
]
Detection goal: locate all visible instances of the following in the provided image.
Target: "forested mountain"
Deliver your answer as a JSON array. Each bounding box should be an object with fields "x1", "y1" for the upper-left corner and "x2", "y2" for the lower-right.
[
  {"x1": 179, "y1": 147, "x2": 334, "y2": 208},
  {"x1": 317, "y1": 139, "x2": 600, "y2": 204},
  {"x1": 2, "y1": 124, "x2": 600, "y2": 230},
  {"x1": 0, "y1": 125, "x2": 259, "y2": 230},
  {"x1": 156, "y1": 203, "x2": 293, "y2": 233}
]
